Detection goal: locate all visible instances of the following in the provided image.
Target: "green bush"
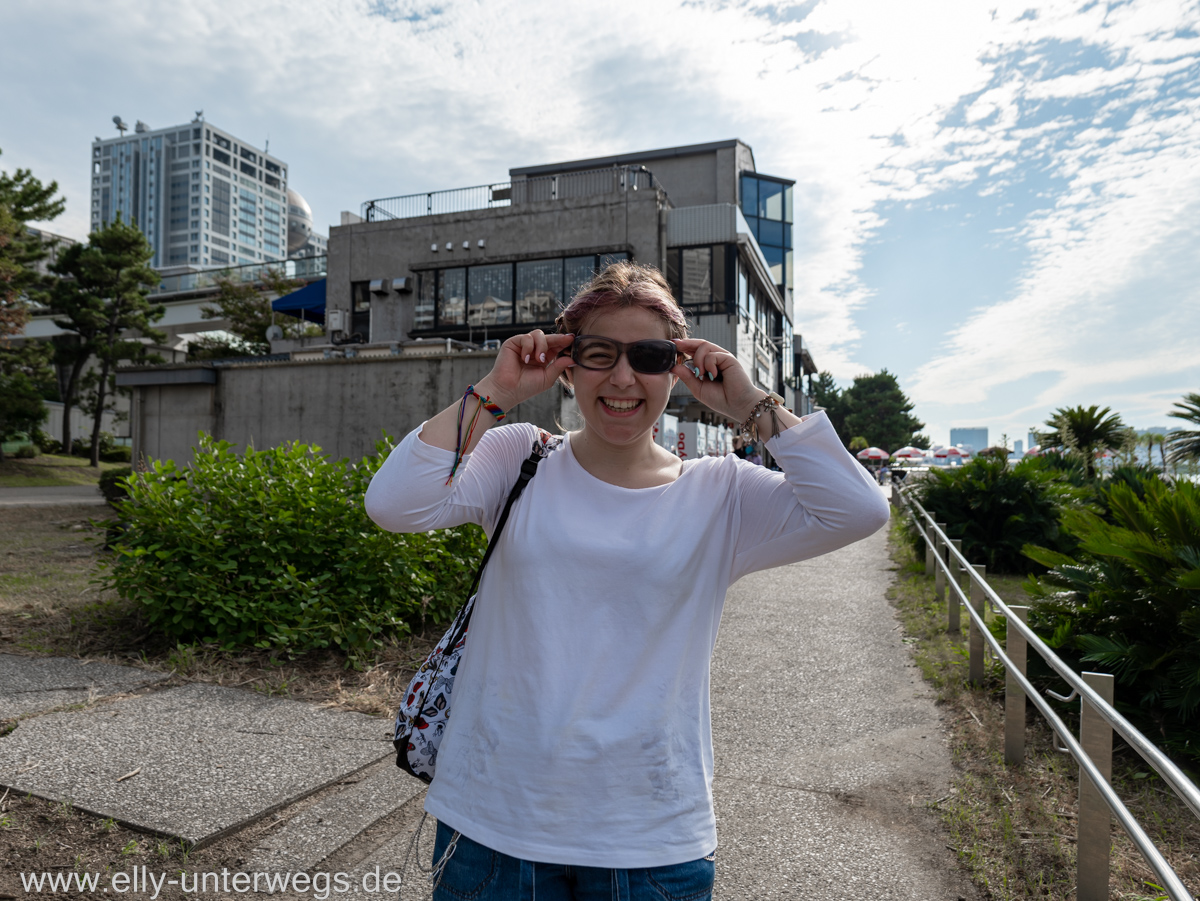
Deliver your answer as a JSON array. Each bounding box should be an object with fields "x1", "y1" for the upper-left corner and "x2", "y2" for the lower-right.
[
  {"x1": 99, "y1": 466, "x2": 134, "y2": 505},
  {"x1": 101, "y1": 445, "x2": 132, "y2": 463},
  {"x1": 32, "y1": 428, "x2": 61, "y2": 454},
  {"x1": 1024, "y1": 475, "x2": 1200, "y2": 764},
  {"x1": 906, "y1": 455, "x2": 1081, "y2": 573},
  {"x1": 100, "y1": 434, "x2": 486, "y2": 661},
  {"x1": 15, "y1": 443, "x2": 40, "y2": 458}
]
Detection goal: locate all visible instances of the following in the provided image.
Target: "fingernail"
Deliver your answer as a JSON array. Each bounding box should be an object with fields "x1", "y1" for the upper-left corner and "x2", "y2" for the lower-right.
[
  {"x1": 539, "y1": 353, "x2": 546, "y2": 363},
  {"x1": 524, "y1": 354, "x2": 530, "y2": 364},
  {"x1": 708, "y1": 371, "x2": 715, "y2": 381}
]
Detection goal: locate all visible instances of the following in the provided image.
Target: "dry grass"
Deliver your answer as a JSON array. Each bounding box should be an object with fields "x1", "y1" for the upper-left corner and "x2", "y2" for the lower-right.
[
  {"x1": 0, "y1": 453, "x2": 126, "y2": 489},
  {"x1": 886, "y1": 512, "x2": 1200, "y2": 901}
]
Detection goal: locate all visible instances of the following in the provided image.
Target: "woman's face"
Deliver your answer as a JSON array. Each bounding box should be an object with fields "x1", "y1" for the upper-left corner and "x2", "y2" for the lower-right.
[{"x1": 567, "y1": 304, "x2": 677, "y2": 450}]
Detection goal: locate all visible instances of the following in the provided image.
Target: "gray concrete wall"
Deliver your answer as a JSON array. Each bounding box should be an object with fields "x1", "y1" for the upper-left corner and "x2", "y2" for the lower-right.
[
  {"x1": 327, "y1": 192, "x2": 667, "y2": 344},
  {"x1": 131, "y1": 353, "x2": 567, "y2": 465}
]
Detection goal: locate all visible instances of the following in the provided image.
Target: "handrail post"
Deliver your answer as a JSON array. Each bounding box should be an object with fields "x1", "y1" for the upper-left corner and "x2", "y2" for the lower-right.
[
  {"x1": 949, "y1": 538, "x2": 963, "y2": 634},
  {"x1": 934, "y1": 523, "x2": 947, "y2": 605},
  {"x1": 1077, "y1": 671, "x2": 1115, "y2": 901},
  {"x1": 969, "y1": 564, "x2": 986, "y2": 685},
  {"x1": 1005, "y1": 606, "x2": 1029, "y2": 765},
  {"x1": 924, "y1": 520, "x2": 935, "y2": 575}
]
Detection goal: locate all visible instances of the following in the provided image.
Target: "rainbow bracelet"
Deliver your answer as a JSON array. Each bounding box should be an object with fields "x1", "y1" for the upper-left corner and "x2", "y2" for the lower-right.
[{"x1": 467, "y1": 385, "x2": 506, "y2": 421}]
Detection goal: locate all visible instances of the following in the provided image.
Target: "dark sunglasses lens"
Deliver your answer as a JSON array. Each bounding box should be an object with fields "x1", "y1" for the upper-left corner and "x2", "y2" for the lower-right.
[
  {"x1": 627, "y1": 341, "x2": 677, "y2": 373},
  {"x1": 574, "y1": 338, "x2": 620, "y2": 369}
]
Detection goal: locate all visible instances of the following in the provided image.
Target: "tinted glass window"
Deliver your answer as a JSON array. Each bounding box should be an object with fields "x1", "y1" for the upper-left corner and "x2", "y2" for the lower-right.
[
  {"x1": 681, "y1": 247, "x2": 711, "y2": 306},
  {"x1": 468, "y1": 264, "x2": 513, "y2": 327},
  {"x1": 438, "y1": 268, "x2": 466, "y2": 326},
  {"x1": 741, "y1": 176, "x2": 757, "y2": 217},
  {"x1": 762, "y1": 246, "x2": 785, "y2": 287},
  {"x1": 516, "y1": 259, "x2": 562, "y2": 323},
  {"x1": 564, "y1": 256, "x2": 596, "y2": 301},
  {"x1": 415, "y1": 272, "x2": 435, "y2": 330},
  {"x1": 759, "y1": 219, "x2": 784, "y2": 247},
  {"x1": 758, "y1": 180, "x2": 785, "y2": 221}
]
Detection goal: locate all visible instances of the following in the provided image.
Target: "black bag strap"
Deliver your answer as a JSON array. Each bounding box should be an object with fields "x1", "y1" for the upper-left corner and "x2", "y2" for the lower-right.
[{"x1": 440, "y1": 445, "x2": 545, "y2": 654}]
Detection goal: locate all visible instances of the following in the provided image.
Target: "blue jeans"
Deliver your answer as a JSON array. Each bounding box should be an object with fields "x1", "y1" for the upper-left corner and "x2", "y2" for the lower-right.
[{"x1": 431, "y1": 821, "x2": 715, "y2": 901}]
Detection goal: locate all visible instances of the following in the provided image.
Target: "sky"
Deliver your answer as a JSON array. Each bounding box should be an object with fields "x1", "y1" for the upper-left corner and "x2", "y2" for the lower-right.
[{"x1": 2, "y1": 0, "x2": 1198, "y2": 447}]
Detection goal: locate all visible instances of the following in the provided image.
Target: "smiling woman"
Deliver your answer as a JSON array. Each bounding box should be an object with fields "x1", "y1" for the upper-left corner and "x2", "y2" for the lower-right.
[{"x1": 363, "y1": 260, "x2": 889, "y2": 900}]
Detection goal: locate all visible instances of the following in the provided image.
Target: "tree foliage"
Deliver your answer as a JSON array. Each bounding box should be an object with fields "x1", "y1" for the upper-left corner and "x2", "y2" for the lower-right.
[
  {"x1": 193, "y1": 267, "x2": 305, "y2": 358},
  {"x1": 907, "y1": 455, "x2": 1080, "y2": 573},
  {"x1": 0, "y1": 147, "x2": 67, "y2": 337},
  {"x1": 1024, "y1": 475, "x2": 1200, "y2": 764},
  {"x1": 1040, "y1": 404, "x2": 1127, "y2": 480},
  {"x1": 50, "y1": 216, "x2": 163, "y2": 466},
  {"x1": 842, "y1": 369, "x2": 925, "y2": 453},
  {"x1": 102, "y1": 434, "x2": 488, "y2": 663},
  {"x1": 0, "y1": 342, "x2": 53, "y2": 460},
  {"x1": 811, "y1": 370, "x2": 848, "y2": 441},
  {"x1": 1166, "y1": 392, "x2": 1200, "y2": 466}
]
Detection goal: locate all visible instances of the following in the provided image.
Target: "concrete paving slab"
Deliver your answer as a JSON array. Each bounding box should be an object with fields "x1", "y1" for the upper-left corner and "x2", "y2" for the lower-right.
[
  {"x1": 0, "y1": 682, "x2": 392, "y2": 847},
  {"x1": 0, "y1": 485, "x2": 106, "y2": 506},
  {"x1": 247, "y1": 759, "x2": 426, "y2": 875},
  {"x1": 0, "y1": 653, "x2": 169, "y2": 719}
]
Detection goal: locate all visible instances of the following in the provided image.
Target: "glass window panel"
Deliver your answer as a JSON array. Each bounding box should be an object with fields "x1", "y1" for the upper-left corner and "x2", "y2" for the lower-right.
[
  {"x1": 759, "y1": 219, "x2": 784, "y2": 248},
  {"x1": 467, "y1": 263, "x2": 513, "y2": 327},
  {"x1": 748, "y1": 287, "x2": 756, "y2": 326},
  {"x1": 666, "y1": 249, "x2": 680, "y2": 301},
  {"x1": 712, "y1": 245, "x2": 727, "y2": 305},
  {"x1": 758, "y1": 180, "x2": 784, "y2": 221},
  {"x1": 785, "y1": 250, "x2": 794, "y2": 290},
  {"x1": 564, "y1": 255, "x2": 596, "y2": 301},
  {"x1": 415, "y1": 272, "x2": 435, "y2": 329},
  {"x1": 438, "y1": 267, "x2": 466, "y2": 327},
  {"x1": 599, "y1": 251, "x2": 629, "y2": 270},
  {"x1": 784, "y1": 185, "x2": 794, "y2": 223},
  {"x1": 783, "y1": 223, "x2": 792, "y2": 249},
  {"x1": 681, "y1": 247, "x2": 711, "y2": 306},
  {"x1": 738, "y1": 264, "x2": 748, "y2": 317},
  {"x1": 741, "y1": 175, "x2": 757, "y2": 217},
  {"x1": 516, "y1": 259, "x2": 562, "y2": 323},
  {"x1": 763, "y1": 245, "x2": 785, "y2": 286}
]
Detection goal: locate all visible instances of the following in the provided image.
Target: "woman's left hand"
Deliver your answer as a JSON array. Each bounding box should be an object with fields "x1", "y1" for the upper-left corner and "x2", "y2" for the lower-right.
[{"x1": 671, "y1": 338, "x2": 764, "y2": 423}]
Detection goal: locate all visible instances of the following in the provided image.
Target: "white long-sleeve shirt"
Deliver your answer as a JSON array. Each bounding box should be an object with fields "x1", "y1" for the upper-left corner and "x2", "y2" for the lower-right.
[{"x1": 365, "y1": 412, "x2": 889, "y2": 868}]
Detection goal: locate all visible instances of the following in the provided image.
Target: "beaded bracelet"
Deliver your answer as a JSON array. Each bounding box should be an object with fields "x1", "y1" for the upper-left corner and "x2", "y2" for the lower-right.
[{"x1": 739, "y1": 391, "x2": 785, "y2": 440}]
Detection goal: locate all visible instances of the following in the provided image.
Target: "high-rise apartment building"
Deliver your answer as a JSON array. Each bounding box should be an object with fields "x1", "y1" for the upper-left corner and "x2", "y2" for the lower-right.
[
  {"x1": 949, "y1": 427, "x2": 988, "y2": 451},
  {"x1": 91, "y1": 115, "x2": 289, "y2": 269}
]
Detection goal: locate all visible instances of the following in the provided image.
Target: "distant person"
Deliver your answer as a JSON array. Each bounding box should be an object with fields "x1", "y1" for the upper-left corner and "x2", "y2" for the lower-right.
[
  {"x1": 878, "y1": 463, "x2": 891, "y2": 485},
  {"x1": 745, "y1": 443, "x2": 763, "y2": 466},
  {"x1": 365, "y1": 261, "x2": 888, "y2": 901},
  {"x1": 732, "y1": 435, "x2": 748, "y2": 459}
]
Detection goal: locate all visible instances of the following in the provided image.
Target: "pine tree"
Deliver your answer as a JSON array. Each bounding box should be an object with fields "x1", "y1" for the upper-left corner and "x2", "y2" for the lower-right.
[
  {"x1": 811, "y1": 371, "x2": 849, "y2": 443},
  {"x1": 842, "y1": 369, "x2": 925, "y2": 452},
  {"x1": 50, "y1": 216, "x2": 164, "y2": 466},
  {"x1": 0, "y1": 147, "x2": 67, "y2": 337}
]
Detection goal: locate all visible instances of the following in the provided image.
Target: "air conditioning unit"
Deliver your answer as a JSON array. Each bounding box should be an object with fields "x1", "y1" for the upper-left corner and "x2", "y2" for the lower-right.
[{"x1": 327, "y1": 309, "x2": 348, "y2": 332}]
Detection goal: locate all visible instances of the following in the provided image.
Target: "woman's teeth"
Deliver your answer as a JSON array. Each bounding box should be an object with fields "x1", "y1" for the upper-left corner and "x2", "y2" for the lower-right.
[{"x1": 602, "y1": 398, "x2": 641, "y2": 412}]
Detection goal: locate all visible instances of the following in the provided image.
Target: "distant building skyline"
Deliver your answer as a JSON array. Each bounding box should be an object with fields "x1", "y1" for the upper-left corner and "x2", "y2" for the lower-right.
[
  {"x1": 950, "y1": 427, "x2": 988, "y2": 451},
  {"x1": 92, "y1": 115, "x2": 289, "y2": 269}
]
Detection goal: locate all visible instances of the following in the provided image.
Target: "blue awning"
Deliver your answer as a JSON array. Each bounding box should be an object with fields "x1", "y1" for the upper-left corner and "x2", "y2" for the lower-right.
[{"x1": 272, "y1": 278, "x2": 326, "y2": 324}]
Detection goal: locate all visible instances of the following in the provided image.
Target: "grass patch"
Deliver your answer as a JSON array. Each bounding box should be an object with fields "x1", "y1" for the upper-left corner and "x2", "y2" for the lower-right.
[
  {"x1": 886, "y1": 509, "x2": 1200, "y2": 901},
  {"x1": 0, "y1": 453, "x2": 126, "y2": 488}
]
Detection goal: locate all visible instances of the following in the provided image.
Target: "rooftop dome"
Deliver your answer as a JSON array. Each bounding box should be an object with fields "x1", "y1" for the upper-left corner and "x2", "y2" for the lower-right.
[{"x1": 287, "y1": 188, "x2": 314, "y2": 254}]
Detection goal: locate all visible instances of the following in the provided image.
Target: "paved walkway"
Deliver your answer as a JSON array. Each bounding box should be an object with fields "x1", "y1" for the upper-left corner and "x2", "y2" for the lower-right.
[
  {"x1": 0, "y1": 510, "x2": 978, "y2": 899},
  {"x1": 0, "y1": 485, "x2": 106, "y2": 506}
]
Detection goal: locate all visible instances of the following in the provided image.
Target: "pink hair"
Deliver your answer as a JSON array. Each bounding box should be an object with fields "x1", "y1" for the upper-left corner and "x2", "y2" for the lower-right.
[{"x1": 555, "y1": 261, "x2": 689, "y2": 340}]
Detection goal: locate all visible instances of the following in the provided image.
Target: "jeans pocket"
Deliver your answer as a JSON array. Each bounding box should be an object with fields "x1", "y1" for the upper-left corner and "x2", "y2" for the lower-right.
[
  {"x1": 431, "y1": 823, "x2": 500, "y2": 900},
  {"x1": 644, "y1": 856, "x2": 716, "y2": 901}
]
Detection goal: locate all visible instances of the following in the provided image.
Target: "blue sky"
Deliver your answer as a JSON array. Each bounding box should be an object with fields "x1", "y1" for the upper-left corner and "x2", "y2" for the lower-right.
[{"x1": 2, "y1": 0, "x2": 1198, "y2": 446}]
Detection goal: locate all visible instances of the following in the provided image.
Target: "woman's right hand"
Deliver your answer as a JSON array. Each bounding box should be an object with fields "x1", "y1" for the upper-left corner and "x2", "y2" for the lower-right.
[{"x1": 474, "y1": 330, "x2": 576, "y2": 412}]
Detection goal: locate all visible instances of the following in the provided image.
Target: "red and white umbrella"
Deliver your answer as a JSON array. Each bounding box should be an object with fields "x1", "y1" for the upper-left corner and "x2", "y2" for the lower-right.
[
  {"x1": 892, "y1": 445, "x2": 927, "y2": 459},
  {"x1": 933, "y1": 446, "x2": 970, "y2": 460},
  {"x1": 856, "y1": 446, "x2": 889, "y2": 461}
]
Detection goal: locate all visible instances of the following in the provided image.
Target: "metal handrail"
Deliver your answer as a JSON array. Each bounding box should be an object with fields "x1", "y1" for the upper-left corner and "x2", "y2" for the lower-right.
[{"x1": 899, "y1": 488, "x2": 1199, "y2": 901}]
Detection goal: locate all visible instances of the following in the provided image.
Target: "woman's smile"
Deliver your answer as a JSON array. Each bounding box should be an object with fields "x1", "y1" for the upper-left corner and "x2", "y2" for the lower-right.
[{"x1": 600, "y1": 397, "x2": 644, "y2": 415}]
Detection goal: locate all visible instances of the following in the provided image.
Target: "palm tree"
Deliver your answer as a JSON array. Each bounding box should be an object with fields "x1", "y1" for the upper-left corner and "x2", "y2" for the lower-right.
[
  {"x1": 1042, "y1": 405, "x2": 1127, "y2": 479},
  {"x1": 1142, "y1": 432, "x2": 1166, "y2": 472},
  {"x1": 1166, "y1": 392, "x2": 1200, "y2": 466}
]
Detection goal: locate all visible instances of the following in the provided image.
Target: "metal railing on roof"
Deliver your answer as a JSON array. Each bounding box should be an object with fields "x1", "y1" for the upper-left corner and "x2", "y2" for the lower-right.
[
  {"x1": 361, "y1": 166, "x2": 666, "y2": 223},
  {"x1": 149, "y1": 255, "x2": 327, "y2": 297},
  {"x1": 895, "y1": 486, "x2": 1199, "y2": 901}
]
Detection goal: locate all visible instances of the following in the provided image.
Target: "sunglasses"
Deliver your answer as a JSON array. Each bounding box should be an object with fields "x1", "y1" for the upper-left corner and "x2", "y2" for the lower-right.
[{"x1": 570, "y1": 336, "x2": 680, "y2": 374}]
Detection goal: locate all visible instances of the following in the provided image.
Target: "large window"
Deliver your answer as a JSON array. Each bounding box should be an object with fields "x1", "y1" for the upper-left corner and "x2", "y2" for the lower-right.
[
  {"x1": 416, "y1": 252, "x2": 629, "y2": 333},
  {"x1": 468, "y1": 264, "x2": 513, "y2": 327},
  {"x1": 351, "y1": 282, "x2": 371, "y2": 338},
  {"x1": 665, "y1": 245, "x2": 732, "y2": 314},
  {"x1": 740, "y1": 173, "x2": 794, "y2": 292}
]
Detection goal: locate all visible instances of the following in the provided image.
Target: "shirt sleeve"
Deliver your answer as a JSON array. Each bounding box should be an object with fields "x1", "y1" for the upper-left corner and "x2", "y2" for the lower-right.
[
  {"x1": 729, "y1": 411, "x2": 891, "y2": 582},
  {"x1": 364, "y1": 421, "x2": 542, "y2": 537}
]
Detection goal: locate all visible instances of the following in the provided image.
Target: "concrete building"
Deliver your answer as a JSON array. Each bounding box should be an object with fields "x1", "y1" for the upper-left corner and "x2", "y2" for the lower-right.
[
  {"x1": 92, "y1": 114, "x2": 289, "y2": 269},
  {"x1": 949, "y1": 427, "x2": 988, "y2": 452},
  {"x1": 117, "y1": 139, "x2": 820, "y2": 464}
]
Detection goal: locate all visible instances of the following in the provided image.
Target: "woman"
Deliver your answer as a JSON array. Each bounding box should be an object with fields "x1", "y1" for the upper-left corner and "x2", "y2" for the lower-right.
[{"x1": 365, "y1": 262, "x2": 888, "y2": 900}]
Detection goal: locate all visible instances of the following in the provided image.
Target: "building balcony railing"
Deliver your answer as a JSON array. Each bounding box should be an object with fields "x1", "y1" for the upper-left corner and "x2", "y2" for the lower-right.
[
  {"x1": 149, "y1": 255, "x2": 327, "y2": 297},
  {"x1": 361, "y1": 166, "x2": 665, "y2": 223}
]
